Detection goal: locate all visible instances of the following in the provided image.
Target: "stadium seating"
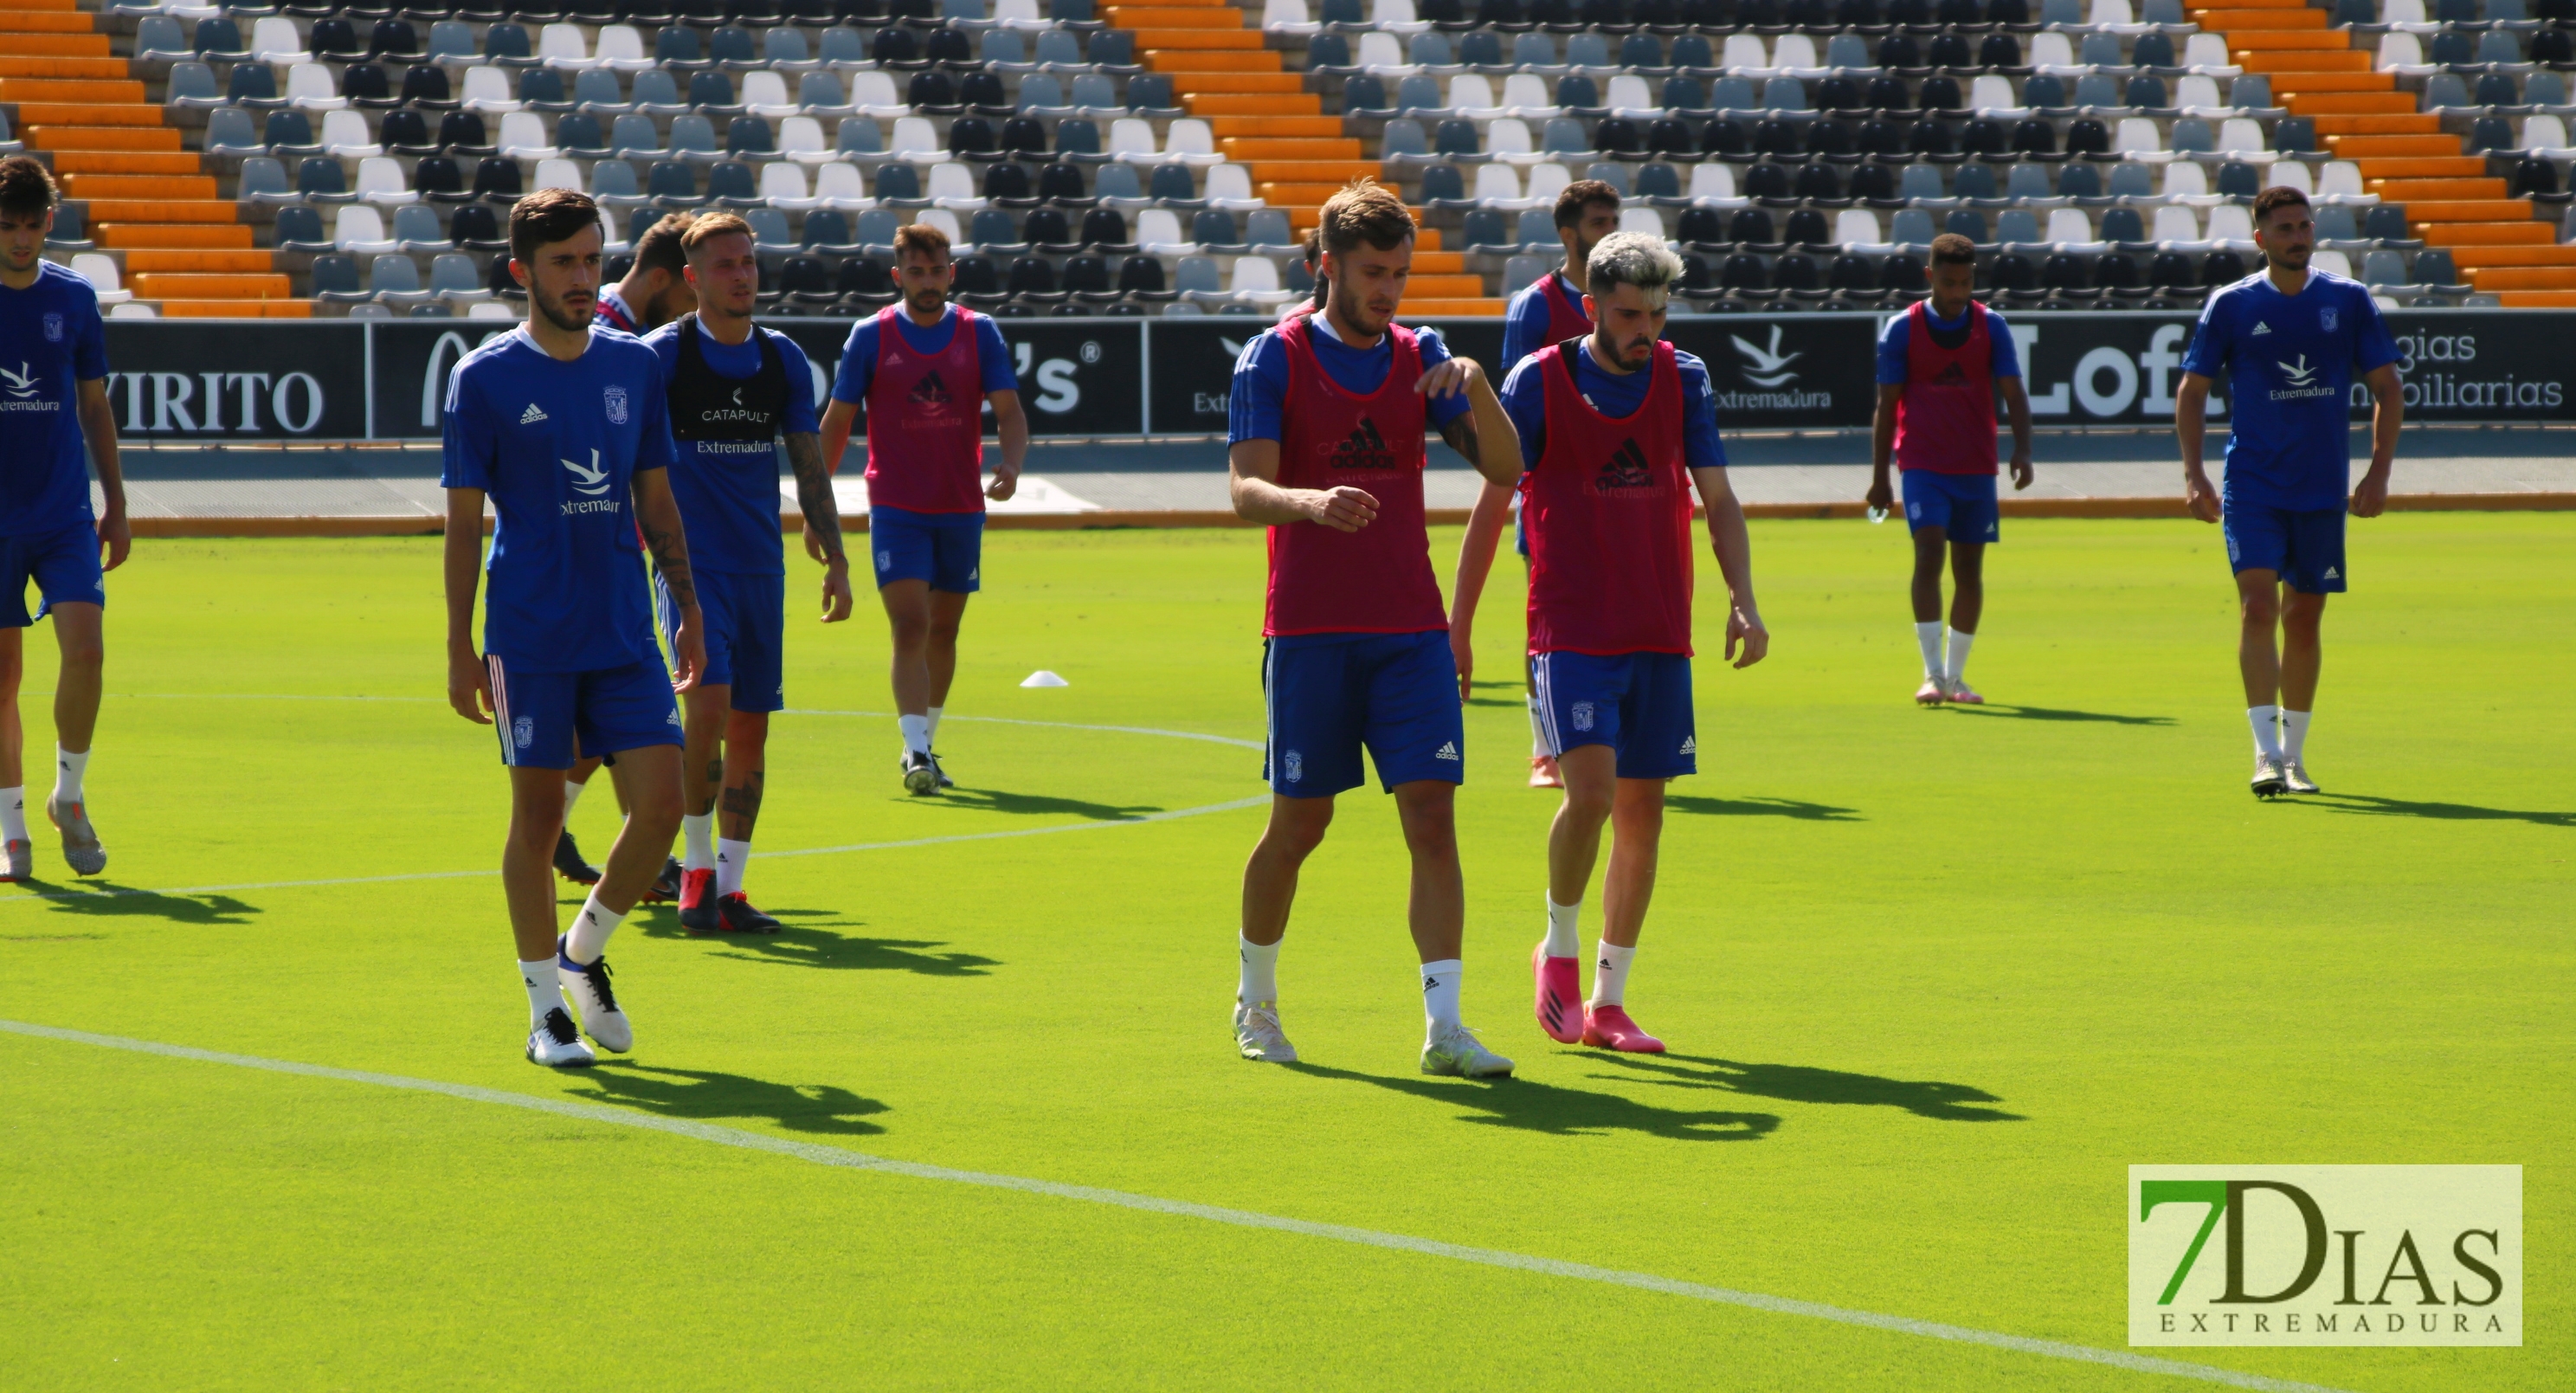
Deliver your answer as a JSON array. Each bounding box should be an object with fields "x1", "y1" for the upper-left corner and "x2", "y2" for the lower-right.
[{"x1": 22, "y1": 0, "x2": 2576, "y2": 314}]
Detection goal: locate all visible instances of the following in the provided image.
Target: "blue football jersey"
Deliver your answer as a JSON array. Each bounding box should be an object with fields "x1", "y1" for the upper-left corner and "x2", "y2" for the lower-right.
[
  {"x1": 0, "y1": 261, "x2": 109, "y2": 538},
  {"x1": 2182, "y1": 270, "x2": 2398, "y2": 512}
]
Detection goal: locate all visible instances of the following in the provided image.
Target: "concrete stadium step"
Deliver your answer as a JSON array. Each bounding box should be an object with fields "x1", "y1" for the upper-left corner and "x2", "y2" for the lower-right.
[
  {"x1": 2372, "y1": 177, "x2": 2508, "y2": 200},
  {"x1": 2351, "y1": 156, "x2": 2488, "y2": 178},
  {"x1": 1130, "y1": 29, "x2": 1265, "y2": 48},
  {"x1": 23, "y1": 124, "x2": 182, "y2": 151},
  {"x1": 1226, "y1": 138, "x2": 1364, "y2": 160},
  {"x1": 2330, "y1": 134, "x2": 2469, "y2": 158},
  {"x1": 1145, "y1": 48, "x2": 1278, "y2": 69},
  {"x1": 2420, "y1": 222, "x2": 2558, "y2": 246},
  {"x1": 1401, "y1": 298, "x2": 1505, "y2": 316},
  {"x1": 1208, "y1": 115, "x2": 1338, "y2": 137},
  {"x1": 159, "y1": 300, "x2": 312, "y2": 318},
  {"x1": 1105, "y1": 5, "x2": 1249, "y2": 25},
  {"x1": 2447, "y1": 244, "x2": 2576, "y2": 268},
  {"x1": 2289, "y1": 92, "x2": 2420, "y2": 114},
  {"x1": 84, "y1": 199, "x2": 240, "y2": 222},
  {"x1": 1192, "y1": 95, "x2": 1323, "y2": 117},
  {"x1": 51, "y1": 150, "x2": 203, "y2": 175},
  {"x1": 0, "y1": 46, "x2": 117, "y2": 66},
  {"x1": 0, "y1": 10, "x2": 97, "y2": 30},
  {"x1": 10, "y1": 101, "x2": 165, "y2": 125},
  {"x1": 2313, "y1": 114, "x2": 2441, "y2": 136},
  {"x1": 2497, "y1": 289, "x2": 2576, "y2": 306},
  {"x1": 2464, "y1": 267, "x2": 2576, "y2": 291},
  {"x1": 2195, "y1": 6, "x2": 2325, "y2": 25},
  {"x1": 58, "y1": 171, "x2": 219, "y2": 199},
  {"x1": 128, "y1": 271, "x2": 293, "y2": 300},
  {"x1": 123, "y1": 248, "x2": 276, "y2": 274},
  {"x1": 2404, "y1": 199, "x2": 2535, "y2": 222},
  {"x1": 0, "y1": 76, "x2": 145, "y2": 102},
  {"x1": 1169, "y1": 73, "x2": 1306, "y2": 94},
  {"x1": 2230, "y1": 32, "x2": 2357, "y2": 52}
]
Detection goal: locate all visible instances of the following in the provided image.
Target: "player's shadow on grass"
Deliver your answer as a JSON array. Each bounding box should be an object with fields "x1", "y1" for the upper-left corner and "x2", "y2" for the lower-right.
[
  {"x1": 1946, "y1": 704, "x2": 2174, "y2": 727},
  {"x1": 10, "y1": 881, "x2": 259, "y2": 925},
  {"x1": 1286, "y1": 1062, "x2": 1780, "y2": 1142},
  {"x1": 637, "y1": 908, "x2": 1001, "y2": 976},
  {"x1": 1666, "y1": 795, "x2": 1862, "y2": 822},
  {"x1": 930, "y1": 789, "x2": 1163, "y2": 821},
  {"x1": 1592, "y1": 1054, "x2": 2025, "y2": 1124},
  {"x1": 2306, "y1": 792, "x2": 2576, "y2": 829},
  {"x1": 575, "y1": 1061, "x2": 889, "y2": 1136},
  {"x1": 1464, "y1": 678, "x2": 1524, "y2": 709}
]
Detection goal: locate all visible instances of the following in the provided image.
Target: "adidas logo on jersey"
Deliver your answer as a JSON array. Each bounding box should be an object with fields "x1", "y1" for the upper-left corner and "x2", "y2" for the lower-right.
[
  {"x1": 910, "y1": 370, "x2": 953, "y2": 407},
  {"x1": 1329, "y1": 417, "x2": 1397, "y2": 472},
  {"x1": 1931, "y1": 361, "x2": 1970, "y2": 387},
  {"x1": 1433, "y1": 741, "x2": 1460, "y2": 761},
  {"x1": 2251, "y1": 322, "x2": 2273, "y2": 336},
  {"x1": 519, "y1": 403, "x2": 549, "y2": 424},
  {"x1": 1593, "y1": 437, "x2": 1654, "y2": 493}
]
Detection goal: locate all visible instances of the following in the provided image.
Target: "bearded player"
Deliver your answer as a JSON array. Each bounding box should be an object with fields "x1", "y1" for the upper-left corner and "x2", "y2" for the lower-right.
[
  {"x1": 1452, "y1": 179, "x2": 1622, "y2": 788},
  {"x1": 1226, "y1": 181, "x2": 1524, "y2": 1075},
  {"x1": 1478, "y1": 232, "x2": 1767, "y2": 1052}
]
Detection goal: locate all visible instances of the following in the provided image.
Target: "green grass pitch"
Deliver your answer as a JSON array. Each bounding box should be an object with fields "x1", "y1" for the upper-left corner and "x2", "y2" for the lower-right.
[{"x1": 1, "y1": 516, "x2": 2566, "y2": 1391}]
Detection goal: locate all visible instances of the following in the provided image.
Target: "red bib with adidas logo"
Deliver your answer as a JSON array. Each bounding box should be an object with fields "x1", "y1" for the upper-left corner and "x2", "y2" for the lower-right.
[
  {"x1": 1523, "y1": 338, "x2": 1694, "y2": 656},
  {"x1": 1892, "y1": 299, "x2": 1999, "y2": 477},
  {"x1": 864, "y1": 304, "x2": 988, "y2": 514},
  {"x1": 1265, "y1": 315, "x2": 1445, "y2": 638}
]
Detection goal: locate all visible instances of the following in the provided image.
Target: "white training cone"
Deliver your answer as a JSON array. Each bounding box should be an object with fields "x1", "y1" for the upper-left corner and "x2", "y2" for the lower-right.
[{"x1": 1021, "y1": 670, "x2": 1070, "y2": 688}]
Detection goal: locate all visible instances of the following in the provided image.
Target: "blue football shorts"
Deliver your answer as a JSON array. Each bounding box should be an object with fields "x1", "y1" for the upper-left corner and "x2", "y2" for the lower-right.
[{"x1": 1262, "y1": 630, "x2": 1465, "y2": 798}]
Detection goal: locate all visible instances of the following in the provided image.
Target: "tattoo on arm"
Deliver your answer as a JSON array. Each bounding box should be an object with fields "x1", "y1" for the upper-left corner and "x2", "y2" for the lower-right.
[
  {"x1": 643, "y1": 515, "x2": 696, "y2": 610},
  {"x1": 1439, "y1": 416, "x2": 1479, "y2": 465},
  {"x1": 786, "y1": 433, "x2": 846, "y2": 560}
]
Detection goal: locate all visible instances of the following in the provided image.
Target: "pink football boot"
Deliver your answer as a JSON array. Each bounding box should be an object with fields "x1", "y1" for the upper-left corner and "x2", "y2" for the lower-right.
[
  {"x1": 1528, "y1": 754, "x2": 1563, "y2": 789},
  {"x1": 1914, "y1": 678, "x2": 1946, "y2": 706},
  {"x1": 1532, "y1": 944, "x2": 1584, "y2": 1043},
  {"x1": 1582, "y1": 1004, "x2": 1665, "y2": 1054}
]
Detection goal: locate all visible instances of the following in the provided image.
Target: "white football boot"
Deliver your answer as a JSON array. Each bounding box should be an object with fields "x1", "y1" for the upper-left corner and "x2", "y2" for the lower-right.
[
  {"x1": 2281, "y1": 758, "x2": 2320, "y2": 796},
  {"x1": 526, "y1": 1007, "x2": 597, "y2": 1068},
  {"x1": 1233, "y1": 1000, "x2": 1298, "y2": 1063},
  {"x1": 1421, "y1": 1023, "x2": 1515, "y2": 1079},
  {"x1": 556, "y1": 935, "x2": 633, "y2": 1053},
  {"x1": 2251, "y1": 752, "x2": 2287, "y2": 799}
]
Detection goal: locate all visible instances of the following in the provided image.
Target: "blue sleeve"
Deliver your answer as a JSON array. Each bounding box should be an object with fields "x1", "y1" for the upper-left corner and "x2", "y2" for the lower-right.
[
  {"x1": 1875, "y1": 313, "x2": 1910, "y2": 385},
  {"x1": 976, "y1": 315, "x2": 1017, "y2": 393},
  {"x1": 776, "y1": 335, "x2": 820, "y2": 434},
  {"x1": 2181, "y1": 292, "x2": 2231, "y2": 378},
  {"x1": 1415, "y1": 326, "x2": 1472, "y2": 429},
  {"x1": 1984, "y1": 310, "x2": 2020, "y2": 378},
  {"x1": 828, "y1": 318, "x2": 877, "y2": 405},
  {"x1": 2349, "y1": 287, "x2": 2399, "y2": 374},
  {"x1": 1497, "y1": 353, "x2": 1548, "y2": 470},
  {"x1": 1499, "y1": 287, "x2": 1547, "y2": 374},
  {"x1": 633, "y1": 351, "x2": 675, "y2": 475},
  {"x1": 1227, "y1": 332, "x2": 1289, "y2": 445},
  {"x1": 1676, "y1": 354, "x2": 1728, "y2": 473},
  {"x1": 439, "y1": 361, "x2": 493, "y2": 491},
  {"x1": 72, "y1": 293, "x2": 107, "y2": 382}
]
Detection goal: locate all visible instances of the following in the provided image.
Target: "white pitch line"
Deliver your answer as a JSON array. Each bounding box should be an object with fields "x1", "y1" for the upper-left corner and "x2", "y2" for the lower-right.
[{"x1": 0, "y1": 1018, "x2": 2358, "y2": 1393}]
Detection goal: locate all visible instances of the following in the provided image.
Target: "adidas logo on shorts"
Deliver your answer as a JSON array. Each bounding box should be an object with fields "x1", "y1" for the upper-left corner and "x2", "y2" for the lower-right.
[
  {"x1": 520, "y1": 403, "x2": 549, "y2": 424},
  {"x1": 1434, "y1": 741, "x2": 1460, "y2": 761},
  {"x1": 2323, "y1": 566, "x2": 2341, "y2": 580},
  {"x1": 1678, "y1": 735, "x2": 1696, "y2": 754}
]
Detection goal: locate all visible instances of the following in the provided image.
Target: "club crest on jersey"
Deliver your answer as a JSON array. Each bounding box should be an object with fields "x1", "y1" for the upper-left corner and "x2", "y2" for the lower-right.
[
  {"x1": 1593, "y1": 438, "x2": 1654, "y2": 493},
  {"x1": 1282, "y1": 750, "x2": 1304, "y2": 783},
  {"x1": 42, "y1": 313, "x2": 63, "y2": 343},
  {"x1": 2320, "y1": 307, "x2": 2338, "y2": 332},
  {"x1": 512, "y1": 715, "x2": 533, "y2": 749},
  {"x1": 1329, "y1": 418, "x2": 1397, "y2": 471},
  {"x1": 1570, "y1": 701, "x2": 1597, "y2": 732},
  {"x1": 603, "y1": 384, "x2": 629, "y2": 424}
]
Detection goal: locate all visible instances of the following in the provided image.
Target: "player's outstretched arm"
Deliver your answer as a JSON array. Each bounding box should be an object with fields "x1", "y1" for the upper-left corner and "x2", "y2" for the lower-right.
[
  {"x1": 2000, "y1": 376, "x2": 2034, "y2": 490},
  {"x1": 1691, "y1": 466, "x2": 1768, "y2": 670},
  {"x1": 442, "y1": 487, "x2": 493, "y2": 724},
  {"x1": 1446, "y1": 481, "x2": 1515, "y2": 701},
  {"x1": 1865, "y1": 383, "x2": 1902, "y2": 514},
  {"x1": 76, "y1": 377, "x2": 130, "y2": 571},
  {"x1": 784, "y1": 431, "x2": 853, "y2": 622},
  {"x1": 986, "y1": 389, "x2": 1028, "y2": 502},
  {"x1": 633, "y1": 469, "x2": 706, "y2": 692},
  {"x1": 2350, "y1": 363, "x2": 2402, "y2": 519},
  {"x1": 1228, "y1": 438, "x2": 1378, "y2": 532},
  {"x1": 811, "y1": 397, "x2": 860, "y2": 564},
  {"x1": 2174, "y1": 373, "x2": 2221, "y2": 524}
]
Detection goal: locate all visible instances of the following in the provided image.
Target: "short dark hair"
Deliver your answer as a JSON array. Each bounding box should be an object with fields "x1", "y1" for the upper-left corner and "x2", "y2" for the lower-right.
[
  {"x1": 1929, "y1": 232, "x2": 1977, "y2": 267},
  {"x1": 1317, "y1": 178, "x2": 1415, "y2": 255},
  {"x1": 894, "y1": 222, "x2": 952, "y2": 262},
  {"x1": 0, "y1": 155, "x2": 59, "y2": 221},
  {"x1": 630, "y1": 211, "x2": 696, "y2": 277},
  {"x1": 1553, "y1": 179, "x2": 1620, "y2": 230},
  {"x1": 510, "y1": 187, "x2": 601, "y2": 265},
  {"x1": 680, "y1": 210, "x2": 751, "y2": 256},
  {"x1": 2253, "y1": 186, "x2": 2312, "y2": 226},
  {"x1": 1302, "y1": 229, "x2": 1324, "y2": 306}
]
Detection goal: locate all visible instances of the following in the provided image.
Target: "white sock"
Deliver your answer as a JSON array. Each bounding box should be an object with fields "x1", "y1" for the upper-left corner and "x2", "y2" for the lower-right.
[
  {"x1": 1542, "y1": 895, "x2": 1581, "y2": 958},
  {"x1": 1420, "y1": 958, "x2": 1463, "y2": 1034},
  {"x1": 716, "y1": 837, "x2": 750, "y2": 897},
  {"x1": 1527, "y1": 692, "x2": 1548, "y2": 758},
  {"x1": 681, "y1": 811, "x2": 716, "y2": 872},
  {"x1": 53, "y1": 745, "x2": 87, "y2": 805},
  {"x1": 0, "y1": 788, "x2": 25, "y2": 845},
  {"x1": 1238, "y1": 935, "x2": 1279, "y2": 1003},
  {"x1": 1943, "y1": 629, "x2": 1974, "y2": 683},
  {"x1": 925, "y1": 706, "x2": 943, "y2": 743},
  {"x1": 563, "y1": 778, "x2": 587, "y2": 816},
  {"x1": 1590, "y1": 940, "x2": 1636, "y2": 1007},
  {"x1": 519, "y1": 958, "x2": 564, "y2": 1023},
  {"x1": 898, "y1": 713, "x2": 931, "y2": 755},
  {"x1": 2281, "y1": 709, "x2": 2312, "y2": 762},
  {"x1": 2248, "y1": 705, "x2": 2283, "y2": 759},
  {"x1": 564, "y1": 894, "x2": 624, "y2": 965},
  {"x1": 1915, "y1": 622, "x2": 1945, "y2": 679}
]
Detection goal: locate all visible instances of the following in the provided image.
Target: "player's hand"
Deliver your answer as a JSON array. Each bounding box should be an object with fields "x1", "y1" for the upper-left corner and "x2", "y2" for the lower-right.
[
  {"x1": 1725, "y1": 604, "x2": 1769, "y2": 669},
  {"x1": 1415, "y1": 356, "x2": 1483, "y2": 399},
  {"x1": 448, "y1": 643, "x2": 494, "y2": 725},
  {"x1": 1449, "y1": 627, "x2": 1474, "y2": 703},
  {"x1": 96, "y1": 512, "x2": 132, "y2": 572},
  {"x1": 985, "y1": 461, "x2": 1021, "y2": 502},
  {"x1": 2184, "y1": 470, "x2": 2221, "y2": 524},
  {"x1": 820, "y1": 556, "x2": 854, "y2": 622},
  {"x1": 1863, "y1": 477, "x2": 1894, "y2": 515},
  {"x1": 2348, "y1": 469, "x2": 2390, "y2": 519},
  {"x1": 670, "y1": 609, "x2": 706, "y2": 693},
  {"x1": 1307, "y1": 486, "x2": 1379, "y2": 532},
  {"x1": 2009, "y1": 451, "x2": 2033, "y2": 492}
]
